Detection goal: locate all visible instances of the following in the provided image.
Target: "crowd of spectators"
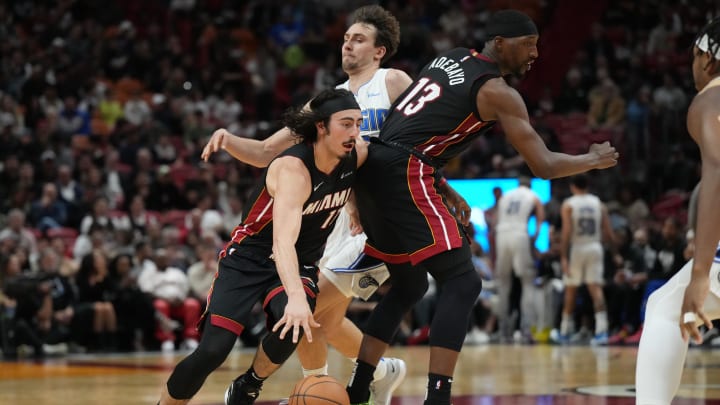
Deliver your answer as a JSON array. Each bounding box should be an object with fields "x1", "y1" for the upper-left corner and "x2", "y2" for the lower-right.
[{"x1": 0, "y1": 0, "x2": 717, "y2": 357}]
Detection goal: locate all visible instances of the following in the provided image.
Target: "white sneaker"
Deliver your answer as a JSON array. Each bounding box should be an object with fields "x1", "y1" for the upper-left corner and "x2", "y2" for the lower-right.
[
  {"x1": 465, "y1": 329, "x2": 490, "y2": 345},
  {"x1": 182, "y1": 338, "x2": 199, "y2": 351},
  {"x1": 161, "y1": 340, "x2": 175, "y2": 352},
  {"x1": 370, "y1": 357, "x2": 406, "y2": 405}
]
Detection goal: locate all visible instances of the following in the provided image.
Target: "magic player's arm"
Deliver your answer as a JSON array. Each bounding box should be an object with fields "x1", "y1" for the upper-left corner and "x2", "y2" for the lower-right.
[
  {"x1": 531, "y1": 194, "x2": 546, "y2": 242},
  {"x1": 559, "y1": 200, "x2": 573, "y2": 275},
  {"x1": 477, "y1": 78, "x2": 619, "y2": 179},
  {"x1": 201, "y1": 127, "x2": 299, "y2": 168},
  {"x1": 687, "y1": 94, "x2": 720, "y2": 285},
  {"x1": 600, "y1": 203, "x2": 616, "y2": 247},
  {"x1": 343, "y1": 139, "x2": 369, "y2": 236},
  {"x1": 679, "y1": 85, "x2": 720, "y2": 342},
  {"x1": 385, "y1": 68, "x2": 413, "y2": 102}
]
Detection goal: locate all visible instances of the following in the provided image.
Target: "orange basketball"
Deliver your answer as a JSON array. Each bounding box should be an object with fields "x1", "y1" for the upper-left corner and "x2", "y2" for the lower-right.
[{"x1": 288, "y1": 374, "x2": 350, "y2": 405}]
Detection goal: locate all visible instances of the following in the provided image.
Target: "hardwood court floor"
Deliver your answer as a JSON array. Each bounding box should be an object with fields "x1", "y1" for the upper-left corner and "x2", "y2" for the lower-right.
[{"x1": 2, "y1": 344, "x2": 720, "y2": 404}]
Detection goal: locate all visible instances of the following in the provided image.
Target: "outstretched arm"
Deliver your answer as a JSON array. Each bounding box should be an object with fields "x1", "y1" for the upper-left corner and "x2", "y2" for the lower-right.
[
  {"x1": 477, "y1": 78, "x2": 619, "y2": 179},
  {"x1": 202, "y1": 127, "x2": 298, "y2": 168}
]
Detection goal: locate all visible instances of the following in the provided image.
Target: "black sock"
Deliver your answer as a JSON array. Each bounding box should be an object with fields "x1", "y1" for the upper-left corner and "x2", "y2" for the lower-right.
[
  {"x1": 424, "y1": 373, "x2": 452, "y2": 405},
  {"x1": 346, "y1": 360, "x2": 375, "y2": 403},
  {"x1": 244, "y1": 366, "x2": 266, "y2": 387}
]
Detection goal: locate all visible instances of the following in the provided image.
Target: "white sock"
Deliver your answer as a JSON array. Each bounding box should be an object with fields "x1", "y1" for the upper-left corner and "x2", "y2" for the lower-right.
[
  {"x1": 594, "y1": 311, "x2": 608, "y2": 335},
  {"x1": 560, "y1": 314, "x2": 574, "y2": 336},
  {"x1": 302, "y1": 364, "x2": 328, "y2": 377}
]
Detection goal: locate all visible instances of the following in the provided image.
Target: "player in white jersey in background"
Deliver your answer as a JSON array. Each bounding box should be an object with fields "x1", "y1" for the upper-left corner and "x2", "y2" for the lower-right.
[
  {"x1": 201, "y1": 6, "x2": 470, "y2": 405},
  {"x1": 558, "y1": 174, "x2": 615, "y2": 345},
  {"x1": 494, "y1": 176, "x2": 545, "y2": 342},
  {"x1": 635, "y1": 17, "x2": 720, "y2": 405}
]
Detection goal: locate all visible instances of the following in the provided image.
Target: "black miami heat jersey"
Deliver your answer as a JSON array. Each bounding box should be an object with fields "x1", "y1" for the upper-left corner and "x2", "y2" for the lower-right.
[
  {"x1": 379, "y1": 47, "x2": 501, "y2": 167},
  {"x1": 227, "y1": 143, "x2": 357, "y2": 265}
]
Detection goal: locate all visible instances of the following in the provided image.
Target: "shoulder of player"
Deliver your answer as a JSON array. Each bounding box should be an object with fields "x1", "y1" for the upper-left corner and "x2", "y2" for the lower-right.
[
  {"x1": 268, "y1": 155, "x2": 309, "y2": 176},
  {"x1": 266, "y1": 156, "x2": 312, "y2": 198},
  {"x1": 384, "y1": 68, "x2": 413, "y2": 98},
  {"x1": 689, "y1": 86, "x2": 720, "y2": 117},
  {"x1": 477, "y1": 76, "x2": 514, "y2": 96},
  {"x1": 385, "y1": 68, "x2": 411, "y2": 81},
  {"x1": 476, "y1": 77, "x2": 521, "y2": 107}
]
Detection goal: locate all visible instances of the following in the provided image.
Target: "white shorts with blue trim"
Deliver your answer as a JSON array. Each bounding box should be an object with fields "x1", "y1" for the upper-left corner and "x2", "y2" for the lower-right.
[{"x1": 319, "y1": 208, "x2": 389, "y2": 300}]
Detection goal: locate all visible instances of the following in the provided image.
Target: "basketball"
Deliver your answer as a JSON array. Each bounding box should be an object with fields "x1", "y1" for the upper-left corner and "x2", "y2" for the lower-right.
[{"x1": 288, "y1": 375, "x2": 350, "y2": 405}]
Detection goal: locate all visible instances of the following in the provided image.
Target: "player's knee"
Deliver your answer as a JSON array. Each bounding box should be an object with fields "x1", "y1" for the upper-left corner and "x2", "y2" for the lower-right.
[
  {"x1": 445, "y1": 268, "x2": 483, "y2": 304},
  {"x1": 262, "y1": 330, "x2": 299, "y2": 364}
]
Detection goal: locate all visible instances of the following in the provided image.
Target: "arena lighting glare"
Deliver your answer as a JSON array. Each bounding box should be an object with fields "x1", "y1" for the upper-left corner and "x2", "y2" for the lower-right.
[{"x1": 447, "y1": 178, "x2": 551, "y2": 252}]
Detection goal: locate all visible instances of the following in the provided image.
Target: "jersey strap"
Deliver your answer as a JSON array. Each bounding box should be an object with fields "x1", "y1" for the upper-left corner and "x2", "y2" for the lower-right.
[{"x1": 370, "y1": 137, "x2": 441, "y2": 169}]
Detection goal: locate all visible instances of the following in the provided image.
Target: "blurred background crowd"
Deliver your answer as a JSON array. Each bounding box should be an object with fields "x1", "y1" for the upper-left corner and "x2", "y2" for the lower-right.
[{"x1": 0, "y1": 0, "x2": 717, "y2": 358}]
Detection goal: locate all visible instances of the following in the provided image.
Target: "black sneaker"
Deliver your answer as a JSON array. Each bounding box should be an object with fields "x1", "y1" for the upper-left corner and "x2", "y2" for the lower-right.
[{"x1": 224, "y1": 374, "x2": 262, "y2": 405}]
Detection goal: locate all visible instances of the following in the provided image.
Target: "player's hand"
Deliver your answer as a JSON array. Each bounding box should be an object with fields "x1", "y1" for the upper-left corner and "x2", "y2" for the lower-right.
[
  {"x1": 345, "y1": 205, "x2": 363, "y2": 236},
  {"x1": 560, "y1": 257, "x2": 569, "y2": 276},
  {"x1": 680, "y1": 275, "x2": 712, "y2": 344},
  {"x1": 588, "y1": 141, "x2": 619, "y2": 169},
  {"x1": 201, "y1": 128, "x2": 231, "y2": 162},
  {"x1": 443, "y1": 186, "x2": 471, "y2": 226},
  {"x1": 348, "y1": 213, "x2": 363, "y2": 236},
  {"x1": 272, "y1": 294, "x2": 320, "y2": 344}
]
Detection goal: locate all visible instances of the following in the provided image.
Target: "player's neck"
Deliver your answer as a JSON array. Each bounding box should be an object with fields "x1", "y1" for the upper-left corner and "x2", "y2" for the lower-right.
[
  {"x1": 313, "y1": 142, "x2": 342, "y2": 175},
  {"x1": 347, "y1": 66, "x2": 380, "y2": 92},
  {"x1": 700, "y1": 74, "x2": 720, "y2": 94},
  {"x1": 480, "y1": 48, "x2": 505, "y2": 73}
]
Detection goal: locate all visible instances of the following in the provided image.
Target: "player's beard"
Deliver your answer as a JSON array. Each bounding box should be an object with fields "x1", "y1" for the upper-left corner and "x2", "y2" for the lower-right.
[{"x1": 342, "y1": 59, "x2": 358, "y2": 72}]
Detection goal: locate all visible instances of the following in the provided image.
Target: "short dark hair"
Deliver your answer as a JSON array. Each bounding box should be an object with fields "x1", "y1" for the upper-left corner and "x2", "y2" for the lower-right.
[
  {"x1": 350, "y1": 5, "x2": 400, "y2": 65},
  {"x1": 571, "y1": 174, "x2": 589, "y2": 190}
]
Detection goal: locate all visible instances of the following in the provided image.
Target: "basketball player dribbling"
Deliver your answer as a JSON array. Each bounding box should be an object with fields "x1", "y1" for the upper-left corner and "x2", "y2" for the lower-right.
[{"x1": 159, "y1": 89, "x2": 365, "y2": 405}]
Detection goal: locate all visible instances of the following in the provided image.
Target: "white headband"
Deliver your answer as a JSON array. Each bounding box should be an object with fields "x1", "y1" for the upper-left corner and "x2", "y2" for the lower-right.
[{"x1": 696, "y1": 33, "x2": 720, "y2": 60}]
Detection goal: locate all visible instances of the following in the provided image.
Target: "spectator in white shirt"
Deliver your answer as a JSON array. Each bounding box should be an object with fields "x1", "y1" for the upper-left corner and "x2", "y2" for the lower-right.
[
  {"x1": 211, "y1": 90, "x2": 242, "y2": 127},
  {"x1": 187, "y1": 243, "x2": 217, "y2": 301},
  {"x1": 123, "y1": 91, "x2": 151, "y2": 126},
  {"x1": 138, "y1": 248, "x2": 200, "y2": 352}
]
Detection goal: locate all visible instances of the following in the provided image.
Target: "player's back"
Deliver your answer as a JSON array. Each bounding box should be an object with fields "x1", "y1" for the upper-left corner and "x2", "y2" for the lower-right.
[
  {"x1": 379, "y1": 48, "x2": 500, "y2": 167},
  {"x1": 566, "y1": 194, "x2": 602, "y2": 245},
  {"x1": 496, "y1": 187, "x2": 537, "y2": 234}
]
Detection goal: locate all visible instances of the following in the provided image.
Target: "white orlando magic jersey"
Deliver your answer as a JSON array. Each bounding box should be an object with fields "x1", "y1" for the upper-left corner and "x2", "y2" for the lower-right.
[
  {"x1": 496, "y1": 186, "x2": 537, "y2": 234},
  {"x1": 336, "y1": 68, "x2": 390, "y2": 139},
  {"x1": 567, "y1": 194, "x2": 602, "y2": 245}
]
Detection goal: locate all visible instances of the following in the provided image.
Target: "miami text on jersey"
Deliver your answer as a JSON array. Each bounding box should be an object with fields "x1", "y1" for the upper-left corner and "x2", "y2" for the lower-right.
[{"x1": 302, "y1": 188, "x2": 352, "y2": 215}]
